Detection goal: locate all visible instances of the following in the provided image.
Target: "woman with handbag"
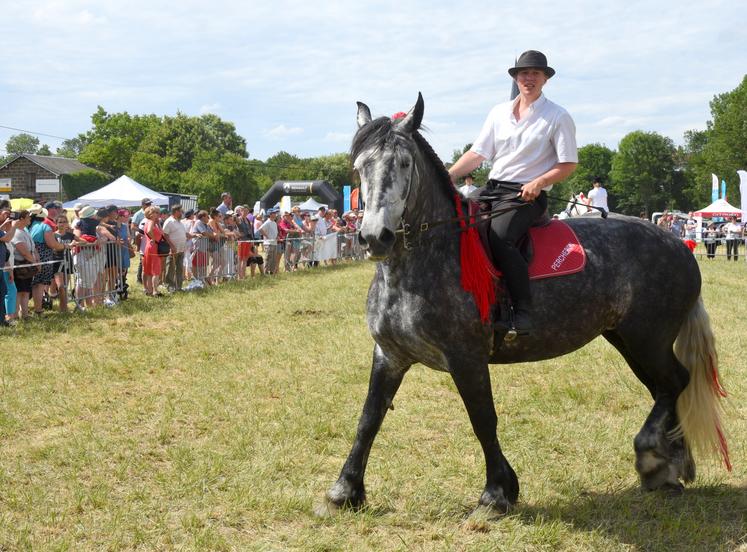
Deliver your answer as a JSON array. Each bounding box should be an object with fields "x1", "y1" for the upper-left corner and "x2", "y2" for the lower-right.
[
  {"x1": 142, "y1": 206, "x2": 164, "y2": 296},
  {"x1": 10, "y1": 210, "x2": 37, "y2": 319},
  {"x1": 28, "y1": 204, "x2": 66, "y2": 315}
]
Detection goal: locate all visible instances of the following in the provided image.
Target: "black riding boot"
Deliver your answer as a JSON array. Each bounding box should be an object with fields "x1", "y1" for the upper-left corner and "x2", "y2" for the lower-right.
[{"x1": 494, "y1": 244, "x2": 533, "y2": 334}]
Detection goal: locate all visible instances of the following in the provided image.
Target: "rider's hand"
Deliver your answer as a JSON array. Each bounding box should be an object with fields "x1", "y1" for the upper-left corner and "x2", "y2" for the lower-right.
[{"x1": 519, "y1": 179, "x2": 545, "y2": 202}]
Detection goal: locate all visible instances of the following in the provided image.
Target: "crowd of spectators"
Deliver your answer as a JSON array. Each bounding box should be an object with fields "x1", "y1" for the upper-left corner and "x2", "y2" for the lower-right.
[
  {"x1": 656, "y1": 210, "x2": 744, "y2": 260},
  {"x1": 0, "y1": 193, "x2": 364, "y2": 325}
]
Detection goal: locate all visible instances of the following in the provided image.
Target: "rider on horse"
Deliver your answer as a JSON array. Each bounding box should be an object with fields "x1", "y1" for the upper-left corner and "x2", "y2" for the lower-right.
[{"x1": 449, "y1": 50, "x2": 578, "y2": 334}]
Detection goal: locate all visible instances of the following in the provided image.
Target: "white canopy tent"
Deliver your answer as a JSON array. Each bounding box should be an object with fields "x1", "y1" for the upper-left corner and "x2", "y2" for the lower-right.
[
  {"x1": 63, "y1": 175, "x2": 170, "y2": 208},
  {"x1": 297, "y1": 197, "x2": 327, "y2": 212},
  {"x1": 693, "y1": 198, "x2": 743, "y2": 219}
]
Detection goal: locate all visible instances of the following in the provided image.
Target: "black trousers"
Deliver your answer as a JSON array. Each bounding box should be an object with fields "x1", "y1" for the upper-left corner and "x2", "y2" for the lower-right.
[
  {"x1": 705, "y1": 241, "x2": 718, "y2": 259},
  {"x1": 482, "y1": 180, "x2": 547, "y2": 306},
  {"x1": 726, "y1": 239, "x2": 740, "y2": 260}
]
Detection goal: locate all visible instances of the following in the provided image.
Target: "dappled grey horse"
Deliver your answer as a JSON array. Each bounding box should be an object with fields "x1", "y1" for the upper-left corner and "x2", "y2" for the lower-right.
[{"x1": 322, "y1": 94, "x2": 728, "y2": 516}]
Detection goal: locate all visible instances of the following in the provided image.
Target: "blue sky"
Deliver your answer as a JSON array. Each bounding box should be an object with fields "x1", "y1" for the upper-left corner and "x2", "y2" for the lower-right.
[{"x1": 1, "y1": 0, "x2": 745, "y2": 163}]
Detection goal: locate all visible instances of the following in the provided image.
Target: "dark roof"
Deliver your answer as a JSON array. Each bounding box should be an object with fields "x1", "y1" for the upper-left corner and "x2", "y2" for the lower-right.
[{"x1": 0, "y1": 153, "x2": 92, "y2": 176}]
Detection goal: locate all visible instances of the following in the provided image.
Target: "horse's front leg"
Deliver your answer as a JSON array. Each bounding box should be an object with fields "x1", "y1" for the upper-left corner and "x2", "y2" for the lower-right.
[
  {"x1": 320, "y1": 344, "x2": 410, "y2": 513},
  {"x1": 448, "y1": 353, "x2": 519, "y2": 515}
]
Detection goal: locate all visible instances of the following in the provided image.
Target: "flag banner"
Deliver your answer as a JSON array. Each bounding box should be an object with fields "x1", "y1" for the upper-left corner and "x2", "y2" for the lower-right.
[
  {"x1": 738, "y1": 170, "x2": 747, "y2": 219},
  {"x1": 721, "y1": 179, "x2": 727, "y2": 201},
  {"x1": 711, "y1": 174, "x2": 719, "y2": 202}
]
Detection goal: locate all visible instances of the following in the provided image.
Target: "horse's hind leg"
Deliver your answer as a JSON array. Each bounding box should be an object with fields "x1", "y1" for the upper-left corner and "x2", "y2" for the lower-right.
[
  {"x1": 603, "y1": 330, "x2": 694, "y2": 491},
  {"x1": 449, "y1": 354, "x2": 519, "y2": 514},
  {"x1": 321, "y1": 344, "x2": 409, "y2": 513}
]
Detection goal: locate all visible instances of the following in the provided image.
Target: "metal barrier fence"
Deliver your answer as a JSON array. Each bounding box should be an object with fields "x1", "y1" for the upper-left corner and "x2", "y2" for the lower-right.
[{"x1": 69, "y1": 240, "x2": 127, "y2": 309}]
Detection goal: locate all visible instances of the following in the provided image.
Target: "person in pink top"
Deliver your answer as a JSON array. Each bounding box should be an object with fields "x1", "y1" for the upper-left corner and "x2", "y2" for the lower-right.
[{"x1": 142, "y1": 206, "x2": 164, "y2": 296}]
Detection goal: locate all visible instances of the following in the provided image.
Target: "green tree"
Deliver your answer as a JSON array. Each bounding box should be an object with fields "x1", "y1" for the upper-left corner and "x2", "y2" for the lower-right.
[
  {"x1": 138, "y1": 112, "x2": 247, "y2": 173},
  {"x1": 184, "y1": 152, "x2": 258, "y2": 207},
  {"x1": 307, "y1": 153, "x2": 354, "y2": 194},
  {"x1": 450, "y1": 143, "x2": 490, "y2": 185},
  {"x1": 37, "y1": 144, "x2": 52, "y2": 156},
  {"x1": 686, "y1": 75, "x2": 747, "y2": 207},
  {"x1": 552, "y1": 143, "x2": 615, "y2": 213},
  {"x1": 78, "y1": 106, "x2": 160, "y2": 176},
  {"x1": 609, "y1": 131, "x2": 678, "y2": 216},
  {"x1": 6, "y1": 133, "x2": 40, "y2": 155},
  {"x1": 56, "y1": 137, "x2": 88, "y2": 158},
  {"x1": 129, "y1": 152, "x2": 182, "y2": 193}
]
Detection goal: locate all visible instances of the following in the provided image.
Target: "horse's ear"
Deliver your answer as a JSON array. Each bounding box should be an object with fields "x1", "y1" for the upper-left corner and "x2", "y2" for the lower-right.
[
  {"x1": 398, "y1": 92, "x2": 424, "y2": 133},
  {"x1": 357, "y1": 102, "x2": 372, "y2": 128}
]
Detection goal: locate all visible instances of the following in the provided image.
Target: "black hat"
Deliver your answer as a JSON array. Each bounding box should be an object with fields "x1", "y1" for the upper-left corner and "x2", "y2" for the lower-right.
[
  {"x1": 508, "y1": 50, "x2": 555, "y2": 79},
  {"x1": 141, "y1": 197, "x2": 152, "y2": 205}
]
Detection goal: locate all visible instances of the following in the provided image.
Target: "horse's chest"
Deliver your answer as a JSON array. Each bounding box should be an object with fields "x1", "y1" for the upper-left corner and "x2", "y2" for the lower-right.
[{"x1": 367, "y1": 284, "x2": 449, "y2": 370}]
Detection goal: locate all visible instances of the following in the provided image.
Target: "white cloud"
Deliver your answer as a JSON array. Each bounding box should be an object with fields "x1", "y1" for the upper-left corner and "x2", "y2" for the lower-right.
[
  {"x1": 265, "y1": 124, "x2": 304, "y2": 139},
  {"x1": 324, "y1": 131, "x2": 352, "y2": 143},
  {"x1": 199, "y1": 103, "x2": 221, "y2": 115}
]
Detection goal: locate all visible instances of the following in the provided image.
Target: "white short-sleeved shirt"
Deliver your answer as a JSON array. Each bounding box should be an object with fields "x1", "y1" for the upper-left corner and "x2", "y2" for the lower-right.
[
  {"x1": 470, "y1": 94, "x2": 578, "y2": 189},
  {"x1": 587, "y1": 186, "x2": 609, "y2": 212},
  {"x1": 258, "y1": 219, "x2": 278, "y2": 245},
  {"x1": 162, "y1": 216, "x2": 188, "y2": 253}
]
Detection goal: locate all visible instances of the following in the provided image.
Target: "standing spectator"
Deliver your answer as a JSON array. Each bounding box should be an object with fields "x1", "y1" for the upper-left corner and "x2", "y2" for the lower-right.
[
  {"x1": 459, "y1": 174, "x2": 478, "y2": 197},
  {"x1": 142, "y1": 206, "x2": 164, "y2": 296},
  {"x1": 74, "y1": 206, "x2": 102, "y2": 309},
  {"x1": 162, "y1": 205, "x2": 188, "y2": 291},
  {"x1": 97, "y1": 206, "x2": 122, "y2": 306},
  {"x1": 116, "y1": 210, "x2": 134, "y2": 300},
  {"x1": 207, "y1": 209, "x2": 226, "y2": 283},
  {"x1": 191, "y1": 210, "x2": 213, "y2": 283},
  {"x1": 587, "y1": 178, "x2": 609, "y2": 213},
  {"x1": 0, "y1": 203, "x2": 19, "y2": 326},
  {"x1": 28, "y1": 204, "x2": 65, "y2": 315},
  {"x1": 258, "y1": 209, "x2": 279, "y2": 274},
  {"x1": 216, "y1": 192, "x2": 232, "y2": 216},
  {"x1": 222, "y1": 211, "x2": 239, "y2": 279},
  {"x1": 234, "y1": 206, "x2": 252, "y2": 279},
  {"x1": 52, "y1": 214, "x2": 82, "y2": 313},
  {"x1": 278, "y1": 211, "x2": 301, "y2": 272},
  {"x1": 703, "y1": 222, "x2": 720, "y2": 260},
  {"x1": 182, "y1": 209, "x2": 196, "y2": 281},
  {"x1": 131, "y1": 198, "x2": 152, "y2": 283},
  {"x1": 723, "y1": 215, "x2": 744, "y2": 261},
  {"x1": 253, "y1": 211, "x2": 265, "y2": 238},
  {"x1": 43, "y1": 201, "x2": 62, "y2": 231},
  {"x1": 315, "y1": 207, "x2": 328, "y2": 237},
  {"x1": 71, "y1": 202, "x2": 84, "y2": 231},
  {"x1": 684, "y1": 212, "x2": 698, "y2": 241},
  {"x1": 10, "y1": 210, "x2": 36, "y2": 319},
  {"x1": 670, "y1": 215, "x2": 685, "y2": 238}
]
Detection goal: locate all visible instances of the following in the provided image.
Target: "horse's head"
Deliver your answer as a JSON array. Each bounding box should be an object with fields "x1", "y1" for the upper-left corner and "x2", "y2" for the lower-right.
[{"x1": 352, "y1": 93, "x2": 424, "y2": 260}]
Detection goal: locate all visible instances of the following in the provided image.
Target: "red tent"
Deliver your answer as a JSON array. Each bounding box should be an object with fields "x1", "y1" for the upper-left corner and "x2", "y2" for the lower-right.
[{"x1": 693, "y1": 198, "x2": 743, "y2": 219}]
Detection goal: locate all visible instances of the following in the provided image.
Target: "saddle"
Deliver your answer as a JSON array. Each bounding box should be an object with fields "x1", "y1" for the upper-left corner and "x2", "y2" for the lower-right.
[{"x1": 468, "y1": 200, "x2": 586, "y2": 280}]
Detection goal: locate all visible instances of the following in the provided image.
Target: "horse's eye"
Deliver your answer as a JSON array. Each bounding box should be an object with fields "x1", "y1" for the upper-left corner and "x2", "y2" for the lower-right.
[{"x1": 400, "y1": 160, "x2": 410, "y2": 169}]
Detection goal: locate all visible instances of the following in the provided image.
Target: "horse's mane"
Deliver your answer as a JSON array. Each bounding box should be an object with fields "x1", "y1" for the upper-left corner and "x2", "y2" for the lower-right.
[{"x1": 351, "y1": 116, "x2": 457, "y2": 199}]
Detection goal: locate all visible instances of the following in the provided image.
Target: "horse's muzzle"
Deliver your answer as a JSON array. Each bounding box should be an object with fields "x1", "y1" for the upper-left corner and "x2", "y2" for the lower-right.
[{"x1": 358, "y1": 228, "x2": 396, "y2": 260}]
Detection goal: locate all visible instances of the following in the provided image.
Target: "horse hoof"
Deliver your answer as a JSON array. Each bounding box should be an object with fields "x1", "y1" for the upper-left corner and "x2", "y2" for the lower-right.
[
  {"x1": 463, "y1": 503, "x2": 506, "y2": 531},
  {"x1": 313, "y1": 496, "x2": 343, "y2": 518}
]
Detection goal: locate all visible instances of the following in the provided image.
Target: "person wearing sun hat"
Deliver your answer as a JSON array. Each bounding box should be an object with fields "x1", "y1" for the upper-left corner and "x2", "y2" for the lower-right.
[
  {"x1": 448, "y1": 50, "x2": 578, "y2": 335},
  {"x1": 26, "y1": 203, "x2": 66, "y2": 315}
]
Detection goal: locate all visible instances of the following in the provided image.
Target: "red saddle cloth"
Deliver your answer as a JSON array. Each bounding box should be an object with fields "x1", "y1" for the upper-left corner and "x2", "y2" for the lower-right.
[{"x1": 527, "y1": 220, "x2": 586, "y2": 280}]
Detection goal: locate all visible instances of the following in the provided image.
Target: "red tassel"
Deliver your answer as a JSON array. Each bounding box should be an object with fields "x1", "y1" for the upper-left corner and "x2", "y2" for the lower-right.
[{"x1": 454, "y1": 195, "x2": 498, "y2": 322}]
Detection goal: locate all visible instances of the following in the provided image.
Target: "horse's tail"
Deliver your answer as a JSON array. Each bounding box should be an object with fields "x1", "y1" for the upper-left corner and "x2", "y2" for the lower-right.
[{"x1": 673, "y1": 296, "x2": 731, "y2": 471}]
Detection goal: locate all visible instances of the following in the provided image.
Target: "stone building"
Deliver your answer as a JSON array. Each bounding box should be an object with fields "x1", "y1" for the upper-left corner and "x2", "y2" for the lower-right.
[{"x1": 0, "y1": 153, "x2": 95, "y2": 204}]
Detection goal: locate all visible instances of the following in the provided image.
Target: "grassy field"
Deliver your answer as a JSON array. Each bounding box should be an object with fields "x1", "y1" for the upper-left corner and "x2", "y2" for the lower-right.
[{"x1": 1, "y1": 258, "x2": 745, "y2": 551}]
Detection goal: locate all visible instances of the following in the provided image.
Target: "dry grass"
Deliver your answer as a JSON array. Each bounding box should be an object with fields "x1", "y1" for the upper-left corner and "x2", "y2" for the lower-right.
[{"x1": 0, "y1": 258, "x2": 745, "y2": 551}]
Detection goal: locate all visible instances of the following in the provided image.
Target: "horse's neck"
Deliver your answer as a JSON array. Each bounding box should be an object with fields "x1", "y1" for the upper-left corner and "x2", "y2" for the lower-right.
[{"x1": 388, "y1": 173, "x2": 460, "y2": 270}]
